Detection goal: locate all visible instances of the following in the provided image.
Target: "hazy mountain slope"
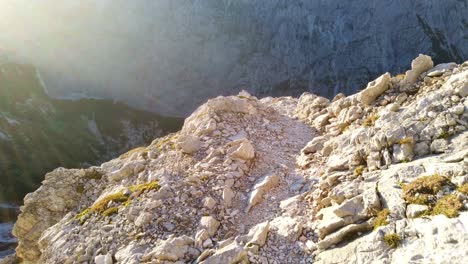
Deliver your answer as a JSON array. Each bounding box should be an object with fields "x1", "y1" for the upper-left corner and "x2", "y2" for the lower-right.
[
  {"x1": 1, "y1": 0, "x2": 467, "y2": 116},
  {"x1": 0, "y1": 61, "x2": 183, "y2": 203}
]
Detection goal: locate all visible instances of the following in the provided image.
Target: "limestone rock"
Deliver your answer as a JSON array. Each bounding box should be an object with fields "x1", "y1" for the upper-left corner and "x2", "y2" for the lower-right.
[
  {"x1": 109, "y1": 160, "x2": 145, "y2": 181},
  {"x1": 227, "y1": 138, "x2": 255, "y2": 160},
  {"x1": 404, "y1": 54, "x2": 434, "y2": 84},
  {"x1": 94, "y1": 254, "x2": 113, "y2": 264},
  {"x1": 317, "y1": 220, "x2": 372, "y2": 250},
  {"x1": 427, "y1": 62, "x2": 457, "y2": 77},
  {"x1": 143, "y1": 236, "x2": 194, "y2": 261},
  {"x1": 333, "y1": 195, "x2": 365, "y2": 218},
  {"x1": 200, "y1": 242, "x2": 248, "y2": 264},
  {"x1": 393, "y1": 213, "x2": 468, "y2": 263},
  {"x1": 406, "y1": 204, "x2": 429, "y2": 218},
  {"x1": 302, "y1": 136, "x2": 328, "y2": 154},
  {"x1": 177, "y1": 134, "x2": 202, "y2": 154},
  {"x1": 392, "y1": 143, "x2": 414, "y2": 162},
  {"x1": 241, "y1": 221, "x2": 270, "y2": 248},
  {"x1": 204, "y1": 197, "x2": 217, "y2": 210},
  {"x1": 222, "y1": 187, "x2": 235, "y2": 207},
  {"x1": 358, "y1": 73, "x2": 391, "y2": 105},
  {"x1": 247, "y1": 174, "x2": 280, "y2": 212},
  {"x1": 13, "y1": 168, "x2": 100, "y2": 263},
  {"x1": 431, "y1": 139, "x2": 449, "y2": 153},
  {"x1": 200, "y1": 216, "x2": 220, "y2": 236},
  {"x1": 270, "y1": 216, "x2": 303, "y2": 241}
]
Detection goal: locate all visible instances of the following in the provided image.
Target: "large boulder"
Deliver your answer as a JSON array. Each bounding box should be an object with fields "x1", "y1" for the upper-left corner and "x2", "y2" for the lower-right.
[
  {"x1": 404, "y1": 54, "x2": 434, "y2": 84},
  {"x1": 358, "y1": 73, "x2": 391, "y2": 105}
]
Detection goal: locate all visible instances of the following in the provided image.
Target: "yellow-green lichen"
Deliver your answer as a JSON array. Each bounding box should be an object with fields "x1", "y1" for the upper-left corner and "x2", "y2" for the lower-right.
[{"x1": 383, "y1": 233, "x2": 401, "y2": 249}]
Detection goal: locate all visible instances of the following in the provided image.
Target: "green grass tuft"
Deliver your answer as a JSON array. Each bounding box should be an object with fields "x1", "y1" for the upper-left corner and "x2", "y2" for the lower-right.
[
  {"x1": 384, "y1": 233, "x2": 401, "y2": 248},
  {"x1": 398, "y1": 137, "x2": 414, "y2": 145},
  {"x1": 373, "y1": 209, "x2": 390, "y2": 230},
  {"x1": 402, "y1": 174, "x2": 451, "y2": 205},
  {"x1": 363, "y1": 114, "x2": 380, "y2": 127},
  {"x1": 354, "y1": 165, "x2": 366, "y2": 176},
  {"x1": 432, "y1": 194, "x2": 463, "y2": 218},
  {"x1": 457, "y1": 183, "x2": 468, "y2": 195}
]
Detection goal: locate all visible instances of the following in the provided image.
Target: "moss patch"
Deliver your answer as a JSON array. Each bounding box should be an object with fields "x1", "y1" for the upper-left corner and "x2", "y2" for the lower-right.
[
  {"x1": 373, "y1": 209, "x2": 390, "y2": 230},
  {"x1": 384, "y1": 233, "x2": 401, "y2": 249},
  {"x1": 75, "y1": 181, "x2": 160, "y2": 223},
  {"x1": 102, "y1": 207, "x2": 119, "y2": 217},
  {"x1": 432, "y1": 194, "x2": 463, "y2": 218},
  {"x1": 129, "y1": 181, "x2": 160, "y2": 193},
  {"x1": 90, "y1": 192, "x2": 129, "y2": 213}
]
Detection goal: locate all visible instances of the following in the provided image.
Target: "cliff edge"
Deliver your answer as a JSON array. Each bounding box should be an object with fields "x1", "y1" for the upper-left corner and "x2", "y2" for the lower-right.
[{"x1": 8, "y1": 55, "x2": 468, "y2": 264}]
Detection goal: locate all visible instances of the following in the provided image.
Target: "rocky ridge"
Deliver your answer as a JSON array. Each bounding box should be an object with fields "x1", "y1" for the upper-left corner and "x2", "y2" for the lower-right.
[{"x1": 6, "y1": 55, "x2": 468, "y2": 263}]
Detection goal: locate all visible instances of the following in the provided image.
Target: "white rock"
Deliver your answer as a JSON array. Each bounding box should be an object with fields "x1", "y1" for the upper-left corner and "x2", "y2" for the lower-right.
[
  {"x1": 203, "y1": 197, "x2": 217, "y2": 210},
  {"x1": 195, "y1": 229, "x2": 211, "y2": 247},
  {"x1": 427, "y1": 62, "x2": 457, "y2": 77},
  {"x1": 337, "y1": 106, "x2": 362, "y2": 125},
  {"x1": 243, "y1": 221, "x2": 270, "y2": 248},
  {"x1": 270, "y1": 216, "x2": 303, "y2": 241},
  {"x1": 406, "y1": 204, "x2": 429, "y2": 218},
  {"x1": 135, "y1": 212, "x2": 152, "y2": 228},
  {"x1": 143, "y1": 236, "x2": 194, "y2": 261},
  {"x1": 200, "y1": 216, "x2": 220, "y2": 236},
  {"x1": 358, "y1": 73, "x2": 391, "y2": 105},
  {"x1": 247, "y1": 174, "x2": 280, "y2": 211},
  {"x1": 333, "y1": 195, "x2": 365, "y2": 218},
  {"x1": 222, "y1": 187, "x2": 235, "y2": 207},
  {"x1": 177, "y1": 134, "x2": 202, "y2": 154},
  {"x1": 404, "y1": 54, "x2": 434, "y2": 84},
  {"x1": 430, "y1": 139, "x2": 449, "y2": 153},
  {"x1": 392, "y1": 143, "x2": 414, "y2": 162},
  {"x1": 200, "y1": 241, "x2": 248, "y2": 264},
  {"x1": 317, "y1": 220, "x2": 372, "y2": 250},
  {"x1": 302, "y1": 136, "x2": 328, "y2": 154},
  {"x1": 393, "y1": 213, "x2": 468, "y2": 263},
  {"x1": 95, "y1": 254, "x2": 113, "y2": 264},
  {"x1": 227, "y1": 138, "x2": 255, "y2": 160}
]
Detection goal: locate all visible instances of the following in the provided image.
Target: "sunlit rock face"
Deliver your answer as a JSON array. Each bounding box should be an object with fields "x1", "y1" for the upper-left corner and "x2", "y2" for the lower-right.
[{"x1": 0, "y1": 0, "x2": 467, "y2": 116}]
